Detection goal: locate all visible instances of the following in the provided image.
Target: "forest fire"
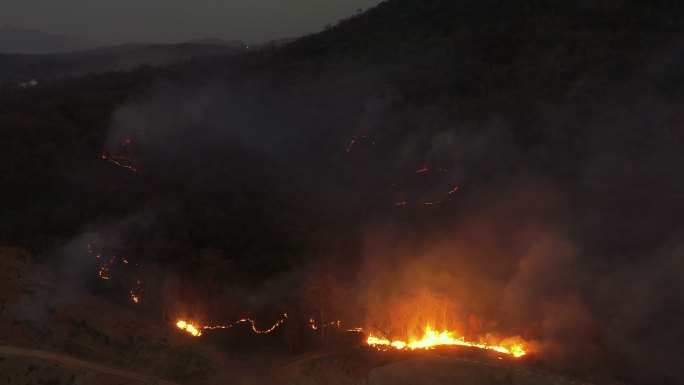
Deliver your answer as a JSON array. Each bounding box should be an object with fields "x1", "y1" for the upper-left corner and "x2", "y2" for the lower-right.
[
  {"x1": 129, "y1": 279, "x2": 143, "y2": 304},
  {"x1": 176, "y1": 320, "x2": 202, "y2": 336},
  {"x1": 175, "y1": 314, "x2": 288, "y2": 337},
  {"x1": 346, "y1": 136, "x2": 375, "y2": 152},
  {"x1": 174, "y1": 313, "x2": 527, "y2": 359},
  {"x1": 87, "y1": 238, "x2": 144, "y2": 303},
  {"x1": 100, "y1": 152, "x2": 141, "y2": 174},
  {"x1": 366, "y1": 327, "x2": 528, "y2": 357},
  {"x1": 417, "y1": 167, "x2": 450, "y2": 174}
]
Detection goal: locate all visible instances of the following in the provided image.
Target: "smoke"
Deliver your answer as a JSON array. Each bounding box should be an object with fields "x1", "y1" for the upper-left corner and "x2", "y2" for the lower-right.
[{"x1": 51, "y1": 33, "x2": 682, "y2": 384}]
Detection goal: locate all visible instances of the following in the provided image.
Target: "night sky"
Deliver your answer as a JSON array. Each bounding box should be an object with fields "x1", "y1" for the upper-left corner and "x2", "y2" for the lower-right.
[{"x1": 0, "y1": 0, "x2": 382, "y2": 44}]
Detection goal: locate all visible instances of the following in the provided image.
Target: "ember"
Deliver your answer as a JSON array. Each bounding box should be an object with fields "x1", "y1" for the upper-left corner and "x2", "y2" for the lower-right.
[
  {"x1": 100, "y1": 152, "x2": 141, "y2": 174},
  {"x1": 417, "y1": 167, "x2": 450, "y2": 174},
  {"x1": 346, "y1": 136, "x2": 375, "y2": 153},
  {"x1": 176, "y1": 314, "x2": 288, "y2": 337}
]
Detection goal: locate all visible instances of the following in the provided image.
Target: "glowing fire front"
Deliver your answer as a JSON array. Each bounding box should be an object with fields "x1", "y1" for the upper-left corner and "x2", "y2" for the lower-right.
[
  {"x1": 366, "y1": 326, "x2": 527, "y2": 357},
  {"x1": 176, "y1": 314, "x2": 288, "y2": 337},
  {"x1": 175, "y1": 316, "x2": 527, "y2": 358},
  {"x1": 176, "y1": 320, "x2": 202, "y2": 336}
]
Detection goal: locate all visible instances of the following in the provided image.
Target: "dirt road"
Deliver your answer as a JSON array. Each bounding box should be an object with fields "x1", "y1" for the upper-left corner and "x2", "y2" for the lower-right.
[{"x1": 0, "y1": 345, "x2": 178, "y2": 385}]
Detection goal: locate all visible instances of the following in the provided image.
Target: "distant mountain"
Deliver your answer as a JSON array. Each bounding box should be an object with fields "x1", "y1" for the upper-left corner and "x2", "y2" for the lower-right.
[
  {"x1": 0, "y1": 25, "x2": 92, "y2": 54},
  {"x1": 188, "y1": 38, "x2": 245, "y2": 48},
  {"x1": 0, "y1": 42, "x2": 243, "y2": 84}
]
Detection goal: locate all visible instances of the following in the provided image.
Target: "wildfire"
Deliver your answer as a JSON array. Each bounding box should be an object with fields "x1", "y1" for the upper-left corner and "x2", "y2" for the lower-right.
[
  {"x1": 176, "y1": 314, "x2": 288, "y2": 337},
  {"x1": 100, "y1": 152, "x2": 141, "y2": 174},
  {"x1": 97, "y1": 255, "x2": 117, "y2": 280},
  {"x1": 98, "y1": 265, "x2": 112, "y2": 280},
  {"x1": 87, "y1": 238, "x2": 142, "y2": 303},
  {"x1": 417, "y1": 167, "x2": 450, "y2": 174},
  {"x1": 346, "y1": 136, "x2": 375, "y2": 153},
  {"x1": 176, "y1": 320, "x2": 202, "y2": 337},
  {"x1": 308, "y1": 318, "x2": 364, "y2": 333},
  {"x1": 366, "y1": 326, "x2": 528, "y2": 358},
  {"x1": 129, "y1": 279, "x2": 143, "y2": 304}
]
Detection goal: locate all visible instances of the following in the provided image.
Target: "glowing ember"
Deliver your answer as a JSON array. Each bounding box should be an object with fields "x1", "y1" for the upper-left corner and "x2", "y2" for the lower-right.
[
  {"x1": 100, "y1": 152, "x2": 141, "y2": 174},
  {"x1": 176, "y1": 314, "x2": 288, "y2": 337},
  {"x1": 346, "y1": 136, "x2": 375, "y2": 153},
  {"x1": 88, "y1": 238, "x2": 142, "y2": 303},
  {"x1": 98, "y1": 266, "x2": 112, "y2": 280},
  {"x1": 424, "y1": 200, "x2": 442, "y2": 206},
  {"x1": 129, "y1": 279, "x2": 143, "y2": 304},
  {"x1": 395, "y1": 201, "x2": 408, "y2": 206},
  {"x1": 448, "y1": 186, "x2": 459, "y2": 195},
  {"x1": 308, "y1": 318, "x2": 363, "y2": 332},
  {"x1": 366, "y1": 326, "x2": 528, "y2": 358},
  {"x1": 417, "y1": 167, "x2": 450, "y2": 174}
]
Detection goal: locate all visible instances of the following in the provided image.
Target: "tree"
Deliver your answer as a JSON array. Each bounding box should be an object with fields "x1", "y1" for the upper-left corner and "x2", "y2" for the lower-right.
[{"x1": 303, "y1": 273, "x2": 345, "y2": 346}]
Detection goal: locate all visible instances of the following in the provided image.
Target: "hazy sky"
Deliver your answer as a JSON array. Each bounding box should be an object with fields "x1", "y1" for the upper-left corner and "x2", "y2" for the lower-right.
[{"x1": 0, "y1": 0, "x2": 383, "y2": 45}]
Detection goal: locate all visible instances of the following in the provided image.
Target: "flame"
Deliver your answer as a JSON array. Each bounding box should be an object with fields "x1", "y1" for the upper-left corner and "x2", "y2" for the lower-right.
[
  {"x1": 308, "y1": 318, "x2": 364, "y2": 333},
  {"x1": 176, "y1": 314, "x2": 288, "y2": 337},
  {"x1": 176, "y1": 320, "x2": 202, "y2": 337},
  {"x1": 88, "y1": 238, "x2": 142, "y2": 303},
  {"x1": 129, "y1": 279, "x2": 143, "y2": 304},
  {"x1": 366, "y1": 326, "x2": 528, "y2": 358}
]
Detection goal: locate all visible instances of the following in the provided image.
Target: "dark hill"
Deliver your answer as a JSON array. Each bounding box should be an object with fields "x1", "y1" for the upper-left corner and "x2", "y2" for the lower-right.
[{"x1": 1, "y1": 2, "x2": 683, "y2": 384}]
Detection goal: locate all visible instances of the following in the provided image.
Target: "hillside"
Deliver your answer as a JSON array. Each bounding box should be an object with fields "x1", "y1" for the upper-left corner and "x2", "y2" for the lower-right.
[
  {"x1": 0, "y1": 247, "x2": 220, "y2": 384},
  {"x1": 1, "y1": 1, "x2": 683, "y2": 384}
]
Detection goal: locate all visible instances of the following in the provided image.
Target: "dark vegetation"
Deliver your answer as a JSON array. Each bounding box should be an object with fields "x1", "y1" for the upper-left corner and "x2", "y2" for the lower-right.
[
  {"x1": 1, "y1": 1, "x2": 684, "y2": 384},
  {"x1": 2, "y1": 0, "x2": 681, "y2": 274}
]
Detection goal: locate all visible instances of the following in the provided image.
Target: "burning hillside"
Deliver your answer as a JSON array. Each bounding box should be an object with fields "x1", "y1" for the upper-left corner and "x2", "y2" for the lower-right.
[{"x1": 170, "y1": 284, "x2": 533, "y2": 359}]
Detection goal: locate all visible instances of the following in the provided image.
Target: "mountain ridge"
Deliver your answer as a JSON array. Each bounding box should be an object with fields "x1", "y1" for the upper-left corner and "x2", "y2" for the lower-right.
[{"x1": 0, "y1": 25, "x2": 92, "y2": 54}]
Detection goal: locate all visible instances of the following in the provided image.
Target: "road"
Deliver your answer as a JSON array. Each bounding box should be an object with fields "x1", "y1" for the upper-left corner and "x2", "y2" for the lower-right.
[{"x1": 0, "y1": 345, "x2": 178, "y2": 385}]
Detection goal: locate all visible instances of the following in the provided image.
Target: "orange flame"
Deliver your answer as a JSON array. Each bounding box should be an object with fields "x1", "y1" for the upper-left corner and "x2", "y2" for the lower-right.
[
  {"x1": 176, "y1": 320, "x2": 202, "y2": 337},
  {"x1": 366, "y1": 326, "x2": 528, "y2": 358},
  {"x1": 175, "y1": 314, "x2": 288, "y2": 337}
]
